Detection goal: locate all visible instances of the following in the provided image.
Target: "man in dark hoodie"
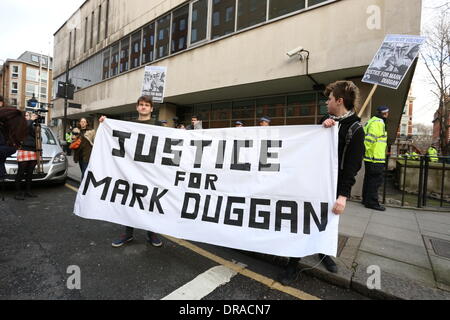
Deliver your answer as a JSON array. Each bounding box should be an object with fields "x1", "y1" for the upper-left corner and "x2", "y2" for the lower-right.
[{"x1": 278, "y1": 80, "x2": 365, "y2": 285}]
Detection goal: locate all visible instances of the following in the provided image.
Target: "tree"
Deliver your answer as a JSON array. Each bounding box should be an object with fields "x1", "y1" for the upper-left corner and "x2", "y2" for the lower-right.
[{"x1": 421, "y1": 4, "x2": 450, "y2": 155}]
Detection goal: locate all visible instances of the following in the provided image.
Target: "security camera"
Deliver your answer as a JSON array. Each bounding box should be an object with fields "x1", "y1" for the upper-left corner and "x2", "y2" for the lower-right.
[{"x1": 286, "y1": 46, "x2": 304, "y2": 57}]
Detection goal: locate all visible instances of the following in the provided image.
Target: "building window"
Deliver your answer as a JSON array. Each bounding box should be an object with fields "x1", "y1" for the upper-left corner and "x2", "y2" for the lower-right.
[
  {"x1": 211, "y1": 0, "x2": 236, "y2": 40},
  {"x1": 91, "y1": 11, "x2": 95, "y2": 49},
  {"x1": 130, "y1": 31, "x2": 142, "y2": 69},
  {"x1": 286, "y1": 93, "x2": 316, "y2": 125},
  {"x1": 102, "y1": 48, "x2": 110, "y2": 79},
  {"x1": 256, "y1": 96, "x2": 285, "y2": 125},
  {"x1": 98, "y1": 5, "x2": 102, "y2": 44},
  {"x1": 110, "y1": 43, "x2": 119, "y2": 76},
  {"x1": 156, "y1": 14, "x2": 171, "y2": 59},
  {"x1": 26, "y1": 67, "x2": 39, "y2": 82},
  {"x1": 73, "y1": 28, "x2": 77, "y2": 60},
  {"x1": 40, "y1": 86, "x2": 47, "y2": 100},
  {"x1": 171, "y1": 5, "x2": 189, "y2": 54},
  {"x1": 191, "y1": 0, "x2": 208, "y2": 44},
  {"x1": 31, "y1": 55, "x2": 40, "y2": 63},
  {"x1": 232, "y1": 100, "x2": 255, "y2": 126},
  {"x1": 26, "y1": 83, "x2": 38, "y2": 97},
  {"x1": 120, "y1": 37, "x2": 130, "y2": 73},
  {"x1": 142, "y1": 23, "x2": 156, "y2": 64},
  {"x1": 237, "y1": 0, "x2": 267, "y2": 30},
  {"x1": 11, "y1": 66, "x2": 19, "y2": 78},
  {"x1": 11, "y1": 98, "x2": 17, "y2": 106},
  {"x1": 84, "y1": 17, "x2": 88, "y2": 52},
  {"x1": 41, "y1": 70, "x2": 48, "y2": 83},
  {"x1": 269, "y1": 0, "x2": 305, "y2": 19},
  {"x1": 105, "y1": 0, "x2": 110, "y2": 39},
  {"x1": 210, "y1": 102, "x2": 232, "y2": 128},
  {"x1": 11, "y1": 82, "x2": 18, "y2": 94},
  {"x1": 308, "y1": 0, "x2": 328, "y2": 7}
]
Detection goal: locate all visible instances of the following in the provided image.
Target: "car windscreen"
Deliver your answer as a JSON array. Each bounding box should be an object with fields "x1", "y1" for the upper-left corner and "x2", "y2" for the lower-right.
[{"x1": 41, "y1": 127, "x2": 57, "y2": 145}]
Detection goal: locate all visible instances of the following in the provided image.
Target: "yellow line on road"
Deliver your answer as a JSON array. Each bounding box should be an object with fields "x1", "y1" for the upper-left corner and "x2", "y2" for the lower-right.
[{"x1": 66, "y1": 184, "x2": 321, "y2": 301}]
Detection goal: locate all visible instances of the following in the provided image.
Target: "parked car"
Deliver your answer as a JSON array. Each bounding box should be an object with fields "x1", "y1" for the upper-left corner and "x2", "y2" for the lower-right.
[{"x1": 4, "y1": 124, "x2": 68, "y2": 184}]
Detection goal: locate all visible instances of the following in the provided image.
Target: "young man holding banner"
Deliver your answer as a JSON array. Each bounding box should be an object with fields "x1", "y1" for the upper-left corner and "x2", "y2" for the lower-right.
[
  {"x1": 99, "y1": 95, "x2": 164, "y2": 248},
  {"x1": 279, "y1": 81, "x2": 365, "y2": 285}
]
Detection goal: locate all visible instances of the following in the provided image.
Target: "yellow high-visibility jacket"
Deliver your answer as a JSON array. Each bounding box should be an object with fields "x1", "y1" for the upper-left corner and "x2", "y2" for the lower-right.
[
  {"x1": 427, "y1": 147, "x2": 438, "y2": 163},
  {"x1": 364, "y1": 116, "x2": 387, "y2": 163}
]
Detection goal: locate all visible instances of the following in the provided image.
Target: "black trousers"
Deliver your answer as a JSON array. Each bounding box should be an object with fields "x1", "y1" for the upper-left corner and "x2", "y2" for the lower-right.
[
  {"x1": 15, "y1": 161, "x2": 37, "y2": 192},
  {"x1": 362, "y1": 161, "x2": 385, "y2": 207}
]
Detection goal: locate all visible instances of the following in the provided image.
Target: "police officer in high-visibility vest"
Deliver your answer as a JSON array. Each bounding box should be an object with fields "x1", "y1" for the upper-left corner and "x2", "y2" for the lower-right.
[
  {"x1": 427, "y1": 145, "x2": 439, "y2": 163},
  {"x1": 362, "y1": 106, "x2": 389, "y2": 211}
]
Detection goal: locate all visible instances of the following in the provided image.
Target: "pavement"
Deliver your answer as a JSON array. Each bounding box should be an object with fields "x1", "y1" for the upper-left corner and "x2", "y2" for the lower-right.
[{"x1": 67, "y1": 156, "x2": 450, "y2": 300}]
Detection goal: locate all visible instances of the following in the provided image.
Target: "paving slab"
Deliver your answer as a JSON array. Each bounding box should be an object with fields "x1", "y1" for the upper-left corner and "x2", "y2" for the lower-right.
[
  {"x1": 417, "y1": 218, "x2": 450, "y2": 236},
  {"x1": 355, "y1": 251, "x2": 436, "y2": 288},
  {"x1": 359, "y1": 234, "x2": 430, "y2": 269},
  {"x1": 428, "y1": 255, "x2": 450, "y2": 287},
  {"x1": 369, "y1": 213, "x2": 420, "y2": 232},
  {"x1": 339, "y1": 215, "x2": 370, "y2": 238},
  {"x1": 365, "y1": 223, "x2": 424, "y2": 247}
]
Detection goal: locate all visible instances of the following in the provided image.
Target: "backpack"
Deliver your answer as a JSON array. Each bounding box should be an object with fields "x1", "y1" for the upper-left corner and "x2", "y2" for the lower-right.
[{"x1": 341, "y1": 121, "x2": 363, "y2": 170}]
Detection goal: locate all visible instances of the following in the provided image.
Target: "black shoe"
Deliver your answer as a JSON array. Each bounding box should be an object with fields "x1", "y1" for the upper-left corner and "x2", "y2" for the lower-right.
[
  {"x1": 365, "y1": 204, "x2": 386, "y2": 211},
  {"x1": 277, "y1": 258, "x2": 300, "y2": 286},
  {"x1": 318, "y1": 254, "x2": 338, "y2": 273}
]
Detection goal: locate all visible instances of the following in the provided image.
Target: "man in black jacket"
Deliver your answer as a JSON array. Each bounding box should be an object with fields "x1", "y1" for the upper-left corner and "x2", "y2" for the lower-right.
[{"x1": 278, "y1": 81, "x2": 365, "y2": 285}]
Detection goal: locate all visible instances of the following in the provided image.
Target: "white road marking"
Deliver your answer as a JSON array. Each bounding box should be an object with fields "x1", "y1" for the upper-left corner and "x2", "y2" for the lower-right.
[{"x1": 162, "y1": 265, "x2": 239, "y2": 300}]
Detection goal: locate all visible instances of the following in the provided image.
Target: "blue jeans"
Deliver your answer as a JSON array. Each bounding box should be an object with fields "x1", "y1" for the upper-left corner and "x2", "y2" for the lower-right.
[{"x1": 79, "y1": 161, "x2": 89, "y2": 180}]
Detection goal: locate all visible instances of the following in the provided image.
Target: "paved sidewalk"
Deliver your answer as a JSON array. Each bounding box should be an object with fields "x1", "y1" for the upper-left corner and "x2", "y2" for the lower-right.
[{"x1": 67, "y1": 156, "x2": 450, "y2": 300}]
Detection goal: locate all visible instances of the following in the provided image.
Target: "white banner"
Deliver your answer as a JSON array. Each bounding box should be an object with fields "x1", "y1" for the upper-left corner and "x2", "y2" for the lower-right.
[
  {"x1": 74, "y1": 119, "x2": 339, "y2": 258},
  {"x1": 141, "y1": 66, "x2": 167, "y2": 103}
]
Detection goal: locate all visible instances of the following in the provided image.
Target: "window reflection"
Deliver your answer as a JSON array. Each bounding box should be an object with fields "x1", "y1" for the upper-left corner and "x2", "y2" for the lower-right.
[
  {"x1": 142, "y1": 23, "x2": 156, "y2": 64},
  {"x1": 211, "y1": 0, "x2": 236, "y2": 39},
  {"x1": 156, "y1": 15, "x2": 171, "y2": 59},
  {"x1": 172, "y1": 5, "x2": 189, "y2": 54}
]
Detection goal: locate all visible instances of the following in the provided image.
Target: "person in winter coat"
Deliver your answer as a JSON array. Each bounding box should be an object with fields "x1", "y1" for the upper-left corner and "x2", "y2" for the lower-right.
[
  {"x1": 14, "y1": 112, "x2": 41, "y2": 200},
  {"x1": 72, "y1": 118, "x2": 96, "y2": 180},
  {"x1": 278, "y1": 80, "x2": 365, "y2": 285}
]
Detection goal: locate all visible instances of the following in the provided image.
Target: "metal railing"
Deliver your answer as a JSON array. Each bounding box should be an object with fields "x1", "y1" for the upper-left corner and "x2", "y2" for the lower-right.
[{"x1": 382, "y1": 155, "x2": 450, "y2": 209}]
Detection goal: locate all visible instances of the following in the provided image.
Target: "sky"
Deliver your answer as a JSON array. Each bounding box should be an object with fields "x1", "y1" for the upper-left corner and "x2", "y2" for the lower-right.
[{"x1": 0, "y1": 0, "x2": 447, "y2": 126}]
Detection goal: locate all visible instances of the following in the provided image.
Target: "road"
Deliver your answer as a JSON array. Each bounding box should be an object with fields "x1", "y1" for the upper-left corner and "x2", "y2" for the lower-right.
[{"x1": 0, "y1": 182, "x2": 369, "y2": 304}]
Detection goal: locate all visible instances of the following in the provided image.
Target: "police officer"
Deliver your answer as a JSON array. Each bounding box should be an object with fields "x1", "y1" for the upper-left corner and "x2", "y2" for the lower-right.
[
  {"x1": 427, "y1": 145, "x2": 439, "y2": 163},
  {"x1": 362, "y1": 106, "x2": 389, "y2": 211},
  {"x1": 259, "y1": 117, "x2": 271, "y2": 126},
  {"x1": 235, "y1": 121, "x2": 244, "y2": 127}
]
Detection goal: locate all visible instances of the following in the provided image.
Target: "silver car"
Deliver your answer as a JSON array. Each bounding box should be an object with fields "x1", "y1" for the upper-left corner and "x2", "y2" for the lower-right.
[{"x1": 4, "y1": 124, "x2": 68, "y2": 184}]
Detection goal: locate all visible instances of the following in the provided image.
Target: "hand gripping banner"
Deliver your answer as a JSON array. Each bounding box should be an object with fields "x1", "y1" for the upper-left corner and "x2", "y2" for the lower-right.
[{"x1": 74, "y1": 119, "x2": 339, "y2": 258}]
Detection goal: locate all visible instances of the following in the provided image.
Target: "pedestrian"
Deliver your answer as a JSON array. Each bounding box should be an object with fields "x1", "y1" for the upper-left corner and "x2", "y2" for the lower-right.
[
  {"x1": 99, "y1": 95, "x2": 164, "y2": 248},
  {"x1": 187, "y1": 115, "x2": 203, "y2": 130},
  {"x1": 177, "y1": 123, "x2": 186, "y2": 129},
  {"x1": 362, "y1": 106, "x2": 389, "y2": 211},
  {"x1": 72, "y1": 118, "x2": 96, "y2": 180},
  {"x1": 14, "y1": 112, "x2": 42, "y2": 200},
  {"x1": 427, "y1": 145, "x2": 439, "y2": 163},
  {"x1": 161, "y1": 120, "x2": 168, "y2": 127},
  {"x1": 259, "y1": 117, "x2": 271, "y2": 126},
  {"x1": 278, "y1": 80, "x2": 365, "y2": 285},
  {"x1": 0, "y1": 108, "x2": 27, "y2": 199},
  {"x1": 235, "y1": 121, "x2": 244, "y2": 127}
]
